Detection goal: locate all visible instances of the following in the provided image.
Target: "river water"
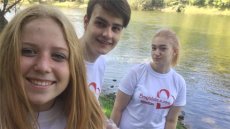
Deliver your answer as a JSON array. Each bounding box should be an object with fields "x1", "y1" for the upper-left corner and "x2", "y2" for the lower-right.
[
  {"x1": 7, "y1": 7, "x2": 229, "y2": 129},
  {"x1": 63, "y1": 8, "x2": 230, "y2": 129}
]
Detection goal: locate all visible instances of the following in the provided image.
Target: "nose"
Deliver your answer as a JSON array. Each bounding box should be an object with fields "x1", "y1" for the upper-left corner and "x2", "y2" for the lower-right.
[
  {"x1": 102, "y1": 27, "x2": 113, "y2": 38},
  {"x1": 154, "y1": 48, "x2": 161, "y2": 56},
  {"x1": 34, "y1": 54, "x2": 52, "y2": 73}
]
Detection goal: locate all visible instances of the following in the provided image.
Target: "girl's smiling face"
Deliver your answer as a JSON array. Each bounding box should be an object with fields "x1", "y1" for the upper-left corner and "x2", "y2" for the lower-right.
[{"x1": 20, "y1": 18, "x2": 70, "y2": 111}]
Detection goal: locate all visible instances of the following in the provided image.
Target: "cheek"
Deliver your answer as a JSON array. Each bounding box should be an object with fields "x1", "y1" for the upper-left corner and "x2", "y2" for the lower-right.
[
  {"x1": 58, "y1": 64, "x2": 70, "y2": 84},
  {"x1": 62, "y1": 72, "x2": 70, "y2": 90},
  {"x1": 113, "y1": 34, "x2": 121, "y2": 43},
  {"x1": 87, "y1": 25, "x2": 99, "y2": 36},
  {"x1": 166, "y1": 53, "x2": 174, "y2": 62},
  {"x1": 63, "y1": 71, "x2": 70, "y2": 84},
  {"x1": 20, "y1": 57, "x2": 32, "y2": 75}
]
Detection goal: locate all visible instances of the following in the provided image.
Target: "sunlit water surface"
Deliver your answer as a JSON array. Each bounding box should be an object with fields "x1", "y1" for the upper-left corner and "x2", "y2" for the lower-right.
[
  {"x1": 62, "y1": 8, "x2": 230, "y2": 129},
  {"x1": 6, "y1": 7, "x2": 228, "y2": 129}
]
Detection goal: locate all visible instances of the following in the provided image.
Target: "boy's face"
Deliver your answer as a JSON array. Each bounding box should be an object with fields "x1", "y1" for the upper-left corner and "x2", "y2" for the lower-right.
[{"x1": 83, "y1": 4, "x2": 124, "y2": 57}]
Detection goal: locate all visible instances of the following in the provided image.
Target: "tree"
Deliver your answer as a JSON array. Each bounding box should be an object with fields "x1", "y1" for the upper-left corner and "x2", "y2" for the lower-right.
[
  {"x1": 0, "y1": 0, "x2": 21, "y2": 32},
  {"x1": 77, "y1": 0, "x2": 84, "y2": 3}
]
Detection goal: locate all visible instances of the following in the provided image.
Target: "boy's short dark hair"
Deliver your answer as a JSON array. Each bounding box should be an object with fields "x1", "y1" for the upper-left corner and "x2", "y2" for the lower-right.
[{"x1": 86, "y1": 0, "x2": 131, "y2": 28}]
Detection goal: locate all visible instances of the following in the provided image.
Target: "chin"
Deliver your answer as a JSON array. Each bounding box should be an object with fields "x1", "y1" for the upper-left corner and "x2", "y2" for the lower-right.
[
  {"x1": 30, "y1": 99, "x2": 49, "y2": 105},
  {"x1": 30, "y1": 99, "x2": 55, "y2": 111},
  {"x1": 99, "y1": 50, "x2": 110, "y2": 55}
]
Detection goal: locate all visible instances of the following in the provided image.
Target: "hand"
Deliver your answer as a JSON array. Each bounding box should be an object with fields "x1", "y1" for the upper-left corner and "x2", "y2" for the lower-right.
[{"x1": 106, "y1": 119, "x2": 119, "y2": 129}]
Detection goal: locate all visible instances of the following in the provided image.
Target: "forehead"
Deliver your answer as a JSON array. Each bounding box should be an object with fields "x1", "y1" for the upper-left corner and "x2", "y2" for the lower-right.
[
  {"x1": 23, "y1": 18, "x2": 57, "y2": 30},
  {"x1": 21, "y1": 18, "x2": 68, "y2": 48},
  {"x1": 91, "y1": 4, "x2": 123, "y2": 25},
  {"x1": 22, "y1": 18, "x2": 63, "y2": 36},
  {"x1": 152, "y1": 37, "x2": 172, "y2": 46}
]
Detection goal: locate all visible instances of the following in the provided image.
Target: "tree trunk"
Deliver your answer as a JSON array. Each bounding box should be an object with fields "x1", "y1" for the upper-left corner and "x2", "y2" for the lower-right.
[
  {"x1": 0, "y1": 14, "x2": 8, "y2": 32},
  {"x1": 78, "y1": 0, "x2": 84, "y2": 3}
]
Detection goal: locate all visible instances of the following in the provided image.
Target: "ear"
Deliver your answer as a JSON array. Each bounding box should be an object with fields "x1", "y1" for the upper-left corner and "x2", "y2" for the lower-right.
[
  {"x1": 83, "y1": 15, "x2": 89, "y2": 30},
  {"x1": 173, "y1": 49, "x2": 178, "y2": 56}
]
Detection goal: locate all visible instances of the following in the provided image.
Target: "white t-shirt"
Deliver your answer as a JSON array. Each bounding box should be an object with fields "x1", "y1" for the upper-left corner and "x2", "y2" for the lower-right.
[
  {"x1": 118, "y1": 63, "x2": 186, "y2": 129},
  {"x1": 38, "y1": 101, "x2": 66, "y2": 129},
  {"x1": 86, "y1": 55, "x2": 106, "y2": 99}
]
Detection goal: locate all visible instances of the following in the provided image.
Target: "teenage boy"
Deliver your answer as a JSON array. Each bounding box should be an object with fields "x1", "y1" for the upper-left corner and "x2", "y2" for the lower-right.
[{"x1": 80, "y1": 0, "x2": 131, "y2": 99}]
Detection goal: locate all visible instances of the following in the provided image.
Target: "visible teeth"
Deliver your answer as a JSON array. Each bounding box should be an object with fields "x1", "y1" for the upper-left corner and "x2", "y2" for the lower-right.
[
  {"x1": 30, "y1": 80, "x2": 52, "y2": 86},
  {"x1": 99, "y1": 39, "x2": 111, "y2": 44},
  {"x1": 101, "y1": 40, "x2": 106, "y2": 44}
]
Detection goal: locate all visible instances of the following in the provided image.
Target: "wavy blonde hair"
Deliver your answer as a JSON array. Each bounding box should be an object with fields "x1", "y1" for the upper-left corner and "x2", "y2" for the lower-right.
[{"x1": 0, "y1": 4, "x2": 105, "y2": 129}]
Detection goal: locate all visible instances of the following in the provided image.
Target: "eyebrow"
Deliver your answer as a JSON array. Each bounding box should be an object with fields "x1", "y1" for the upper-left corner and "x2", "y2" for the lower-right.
[
  {"x1": 22, "y1": 42, "x2": 69, "y2": 53},
  {"x1": 22, "y1": 42, "x2": 37, "y2": 47},
  {"x1": 152, "y1": 44, "x2": 167, "y2": 47},
  {"x1": 95, "y1": 16, "x2": 123, "y2": 28}
]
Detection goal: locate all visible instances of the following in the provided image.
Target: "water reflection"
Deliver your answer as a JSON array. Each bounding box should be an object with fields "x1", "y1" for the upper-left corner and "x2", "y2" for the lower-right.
[
  {"x1": 61, "y1": 8, "x2": 230, "y2": 129},
  {"x1": 109, "y1": 11, "x2": 230, "y2": 129}
]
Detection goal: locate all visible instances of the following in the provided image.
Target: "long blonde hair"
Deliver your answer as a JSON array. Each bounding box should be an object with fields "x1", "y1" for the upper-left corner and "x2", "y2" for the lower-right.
[{"x1": 0, "y1": 4, "x2": 105, "y2": 129}]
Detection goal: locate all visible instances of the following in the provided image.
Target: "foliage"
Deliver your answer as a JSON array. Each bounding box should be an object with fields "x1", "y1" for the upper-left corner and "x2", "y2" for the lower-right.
[
  {"x1": 190, "y1": 0, "x2": 205, "y2": 6},
  {"x1": 128, "y1": 0, "x2": 165, "y2": 10},
  {"x1": 99, "y1": 93, "x2": 115, "y2": 117},
  {"x1": 127, "y1": 0, "x2": 230, "y2": 11},
  {"x1": 0, "y1": 0, "x2": 21, "y2": 32}
]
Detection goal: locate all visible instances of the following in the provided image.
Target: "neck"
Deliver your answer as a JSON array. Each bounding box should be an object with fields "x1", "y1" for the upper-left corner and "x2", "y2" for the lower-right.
[
  {"x1": 150, "y1": 62, "x2": 170, "y2": 74},
  {"x1": 80, "y1": 37, "x2": 99, "y2": 63},
  {"x1": 32, "y1": 100, "x2": 56, "y2": 112}
]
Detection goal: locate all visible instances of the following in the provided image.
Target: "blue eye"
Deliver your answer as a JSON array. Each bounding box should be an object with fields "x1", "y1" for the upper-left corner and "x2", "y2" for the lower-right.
[
  {"x1": 21, "y1": 48, "x2": 37, "y2": 57},
  {"x1": 52, "y1": 53, "x2": 67, "y2": 62}
]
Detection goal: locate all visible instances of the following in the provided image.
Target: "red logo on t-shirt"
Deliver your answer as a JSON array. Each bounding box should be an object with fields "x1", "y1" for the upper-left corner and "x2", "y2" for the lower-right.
[
  {"x1": 88, "y1": 82, "x2": 100, "y2": 94},
  {"x1": 156, "y1": 89, "x2": 175, "y2": 109}
]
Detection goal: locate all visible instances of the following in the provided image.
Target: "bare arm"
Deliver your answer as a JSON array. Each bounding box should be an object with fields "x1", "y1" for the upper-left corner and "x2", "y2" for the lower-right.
[
  {"x1": 164, "y1": 106, "x2": 182, "y2": 129},
  {"x1": 110, "y1": 90, "x2": 132, "y2": 127}
]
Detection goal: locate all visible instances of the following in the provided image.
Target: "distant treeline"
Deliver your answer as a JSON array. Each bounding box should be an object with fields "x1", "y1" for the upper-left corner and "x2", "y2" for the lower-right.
[
  {"x1": 19, "y1": 0, "x2": 230, "y2": 9},
  {"x1": 128, "y1": 0, "x2": 230, "y2": 11}
]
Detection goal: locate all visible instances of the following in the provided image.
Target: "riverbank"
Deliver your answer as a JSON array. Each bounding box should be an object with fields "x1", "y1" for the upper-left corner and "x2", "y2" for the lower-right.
[
  {"x1": 48, "y1": 1, "x2": 230, "y2": 16},
  {"x1": 21, "y1": 1, "x2": 230, "y2": 16},
  {"x1": 163, "y1": 5, "x2": 230, "y2": 16},
  {"x1": 99, "y1": 93, "x2": 187, "y2": 129},
  {"x1": 52, "y1": 1, "x2": 87, "y2": 9}
]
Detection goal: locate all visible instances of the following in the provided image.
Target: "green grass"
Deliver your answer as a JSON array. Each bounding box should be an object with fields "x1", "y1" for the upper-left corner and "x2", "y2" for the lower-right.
[
  {"x1": 99, "y1": 94, "x2": 187, "y2": 129},
  {"x1": 99, "y1": 94, "x2": 115, "y2": 118}
]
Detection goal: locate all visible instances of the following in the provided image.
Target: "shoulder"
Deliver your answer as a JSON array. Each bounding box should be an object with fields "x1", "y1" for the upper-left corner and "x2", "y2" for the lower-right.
[
  {"x1": 97, "y1": 55, "x2": 106, "y2": 63},
  {"x1": 171, "y1": 69, "x2": 186, "y2": 87},
  {"x1": 93, "y1": 55, "x2": 106, "y2": 68},
  {"x1": 126, "y1": 63, "x2": 149, "y2": 80},
  {"x1": 131, "y1": 63, "x2": 148, "y2": 72}
]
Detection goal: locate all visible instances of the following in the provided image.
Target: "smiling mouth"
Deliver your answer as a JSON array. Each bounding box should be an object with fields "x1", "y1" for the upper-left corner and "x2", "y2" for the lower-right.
[
  {"x1": 97, "y1": 39, "x2": 112, "y2": 45},
  {"x1": 154, "y1": 57, "x2": 161, "y2": 60},
  {"x1": 27, "y1": 78, "x2": 55, "y2": 86}
]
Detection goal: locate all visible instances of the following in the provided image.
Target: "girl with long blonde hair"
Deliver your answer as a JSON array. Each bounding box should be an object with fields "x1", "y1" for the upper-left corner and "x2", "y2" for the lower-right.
[{"x1": 0, "y1": 4, "x2": 105, "y2": 129}]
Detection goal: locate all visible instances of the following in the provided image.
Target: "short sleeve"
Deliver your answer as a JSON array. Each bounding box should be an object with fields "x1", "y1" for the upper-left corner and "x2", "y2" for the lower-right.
[
  {"x1": 173, "y1": 76, "x2": 186, "y2": 106},
  {"x1": 118, "y1": 64, "x2": 144, "y2": 96}
]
